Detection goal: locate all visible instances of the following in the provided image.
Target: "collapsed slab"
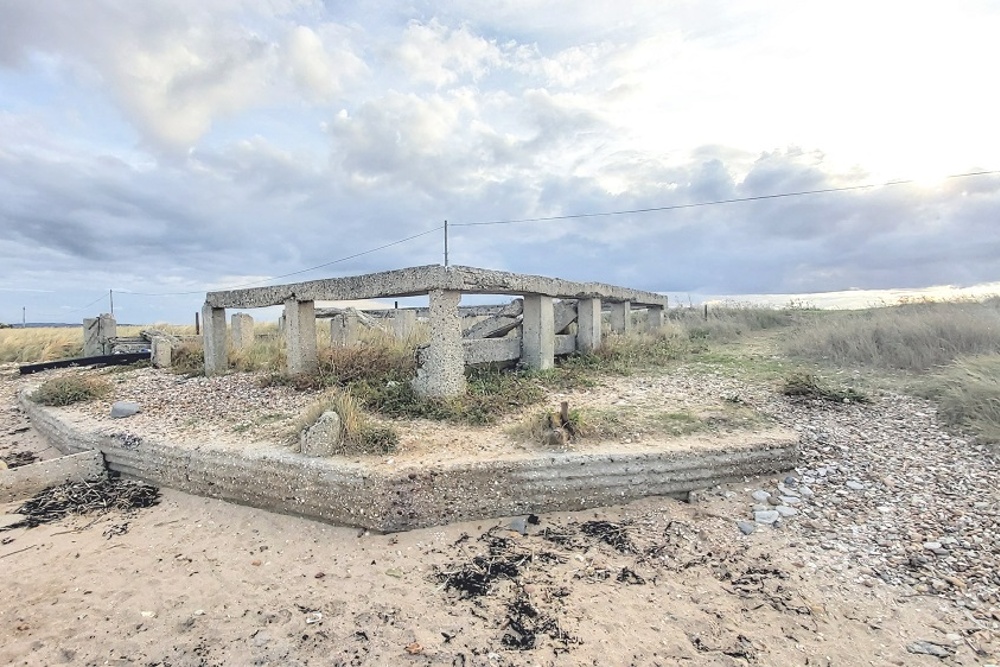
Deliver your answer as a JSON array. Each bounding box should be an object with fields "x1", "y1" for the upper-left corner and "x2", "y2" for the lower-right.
[{"x1": 20, "y1": 391, "x2": 797, "y2": 532}]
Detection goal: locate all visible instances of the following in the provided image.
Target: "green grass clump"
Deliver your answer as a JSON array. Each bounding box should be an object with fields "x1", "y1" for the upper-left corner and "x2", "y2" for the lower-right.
[
  {"x1": 32, "y1": 375, "x2": 112, "y2": 406},
  {"x1": 781, "y1": 372, "x2": 869, "y2": 404},
  {"x1": 296, "y1": 389, "x2": 398, "y2": 455},
  {"x1": 920, "y1": 355, "x2": 1000, "y2": 445}
]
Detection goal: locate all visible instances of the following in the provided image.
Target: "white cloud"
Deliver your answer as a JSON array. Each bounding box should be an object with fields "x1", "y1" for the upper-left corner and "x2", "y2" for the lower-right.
[{"x1": 392, "y1": 19, "x2": 502, "y2": 87}]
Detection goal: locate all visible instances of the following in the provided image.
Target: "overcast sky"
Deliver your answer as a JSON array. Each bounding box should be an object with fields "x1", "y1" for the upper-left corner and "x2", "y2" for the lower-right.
[{"x1": 2, "y1": 0, "x2": 999, "y2": 323}]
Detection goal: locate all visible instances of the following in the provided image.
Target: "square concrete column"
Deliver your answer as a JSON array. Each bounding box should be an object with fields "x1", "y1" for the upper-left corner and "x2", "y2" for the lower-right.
[
  {"x1": 522, "y1": 294, "x2": 555, "y2": 370},
  {"x1": 82, "y1": 318, "x2": 101, "y2": 357},
  {"x1": 610, "y1": 301, "x2": 632, "y2": 335},
  {"x1": 330, "y1": 312, "x2": 359, "y2": 346},
  {"x1": 202, "y1": 303, "x2": 228, "y2": 376},
  {"x1": 151, "y1": 336, "x2": 173, "y2": 369},
  {"x1": 390, "y1": 309, "x2": 417, "y2": 340},
  {"x1": 285, "y1": 299, "x2": 317, "y2": 375},
  {"x1": 231, "y1": 313, "x2": 255, "y2": 351},
  {"x1": 646, "y1": 305, "x2": 665, "y2": 331},
  {"x1": 412, "y1": 290, "x2": 465, "y2": 398},
  {"x1": 576, "y1": 298, "x2": 602, "y2": 353}
]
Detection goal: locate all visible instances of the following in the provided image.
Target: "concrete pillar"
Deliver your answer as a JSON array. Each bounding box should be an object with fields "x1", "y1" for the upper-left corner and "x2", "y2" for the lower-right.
[
  {"x1": 412, "y1": 290, "x2": 465, "y2": 398},
  {"x1": 83, "y1": 318, "x2": 101, "y2": 356},
  {"x1": 231, "y1": 313, "x2": 255, "y2": 351},
  {"x1": 576, "y1": 298, "x2": 602, "y2": 353},
  {"x1": 285, "y1": 299, "x2": 317, "y2": 375},
  {"x1": 278, "y1": 312, "x2": 286, "y2": 333},
  {"x1": 646, "y1": 305, "x2": 665, "y2": 331},
  {"x1": 330, "y1": 312, "x2": 360, "y2": 346},
  {"x1": 610, "y1": 301, "x2": 632, "y2": 335},
  {"x1": 390, "y1": 309, "x2": 417, "y2": 340},
  {"x1": 522, "y1": 294, "x2": 555, "y2": 370},
  {"x1": 151, "y1": 337, "x2": 172, "y2": 368},
  {"x1": 202, "y1": 304, "x2": 228, "y2": 376}
]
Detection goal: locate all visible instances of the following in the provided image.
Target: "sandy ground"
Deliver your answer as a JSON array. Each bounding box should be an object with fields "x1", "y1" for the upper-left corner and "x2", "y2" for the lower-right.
[{"x1": 1, "y1": 367, "x2": 997, "y2": 666}]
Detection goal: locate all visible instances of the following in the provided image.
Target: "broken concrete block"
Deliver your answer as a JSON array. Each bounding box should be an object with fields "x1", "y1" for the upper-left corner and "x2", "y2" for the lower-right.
[{"x1": 300, "y1": 411, "x2": 342, "y2": 457}]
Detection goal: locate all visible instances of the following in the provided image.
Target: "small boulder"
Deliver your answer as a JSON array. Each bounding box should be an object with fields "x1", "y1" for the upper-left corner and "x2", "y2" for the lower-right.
[
  {"x1": 110, "y1": 401, "x2": 141, "y2": 419},
  {"x1": 300, "y1": 411, "x2": 342, "y2": 457}
]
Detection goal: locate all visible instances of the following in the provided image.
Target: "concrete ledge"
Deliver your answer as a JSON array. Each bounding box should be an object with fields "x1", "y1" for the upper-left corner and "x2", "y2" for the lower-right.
[
  {"x1": 20, "y1": 392, "x2": 797, "y2": 532},
  {"x1": 0, "y1": 450, "x2": 107, "y2": 504},
  {"x1": 207, "y1": 265, "x2": 668, "y2": 310}
]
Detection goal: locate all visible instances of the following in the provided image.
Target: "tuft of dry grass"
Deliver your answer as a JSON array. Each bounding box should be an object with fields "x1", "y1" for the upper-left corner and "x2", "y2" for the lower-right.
[
  {"x1": 295, "y1": 389, "x2": 398, "y2": 455},
  {"x1": 31, "y1": 374, "x2": 112, "y2": 406},
  {"x1": 920, "y1": 355, "x2": 1000, "y2": 445}
]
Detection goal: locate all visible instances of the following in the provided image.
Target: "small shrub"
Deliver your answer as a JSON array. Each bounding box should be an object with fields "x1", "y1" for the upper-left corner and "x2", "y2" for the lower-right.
[
  {"x1": 781, "y1": 372, "x2": 869, "y2": 403},
  {"x1": 32, "y1": 375, "x2": 112, "y2": 406}
]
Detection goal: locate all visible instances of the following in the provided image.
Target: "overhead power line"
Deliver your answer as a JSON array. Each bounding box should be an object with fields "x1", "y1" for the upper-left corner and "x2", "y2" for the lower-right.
[{"x1": 451, "y1": 168, "x2": 1000, "y2": 228}]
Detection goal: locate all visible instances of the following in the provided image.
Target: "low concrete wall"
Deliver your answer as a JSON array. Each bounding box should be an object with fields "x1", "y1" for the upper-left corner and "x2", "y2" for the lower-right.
[
  {"x1": 20, "y1": 392, "x2": 797, "y2": 532},
  {"x1": 0, "y1": 450, "x2": 107, "y2": 504}
]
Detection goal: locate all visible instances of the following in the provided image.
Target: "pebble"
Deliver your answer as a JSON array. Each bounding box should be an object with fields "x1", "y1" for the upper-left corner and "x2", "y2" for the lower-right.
[
  {"x1": 846, "y1": 481, "x2": 865, "y2": 491},
  {"x1": 737, "y1": 521, "x2": 756, "y2": 535},
  {"x1": 751, "y1": 490, "x2": 771, "y2": 503},
  {"x1": 754, "y1": 510, "x2": 780, "y2": 525},
  {"x1": 775, "y1": 505, "x2": 798, "y2": 517},
  {"x1": 110, "y1": 401, "x2": 141, "y2": 419}
]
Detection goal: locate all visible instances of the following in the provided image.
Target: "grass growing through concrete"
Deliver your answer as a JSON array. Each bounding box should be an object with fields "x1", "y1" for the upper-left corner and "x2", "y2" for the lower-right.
[{"x1": 31, "y1": 374, "x2": 112, "y2": 406}]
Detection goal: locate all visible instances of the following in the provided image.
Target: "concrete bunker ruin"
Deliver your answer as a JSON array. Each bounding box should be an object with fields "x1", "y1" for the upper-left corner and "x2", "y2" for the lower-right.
[{"x1": 202, "y1": 265, "x2": 670, "y2": 397}]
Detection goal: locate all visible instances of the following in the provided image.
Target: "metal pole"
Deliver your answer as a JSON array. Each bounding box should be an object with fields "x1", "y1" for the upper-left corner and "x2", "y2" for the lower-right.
[
  {"x1": 194, "y1": 312, "x2": 200, "y2": 335},
  {"x1": 443, "y1": 220, "x2": 449, "y2": 267},
  {"x1": 22, "y1": 306, "x2": 26, "y2": 328},
  {"x1": 110, "y1": 289, "x2": 114, "y2": 315}
]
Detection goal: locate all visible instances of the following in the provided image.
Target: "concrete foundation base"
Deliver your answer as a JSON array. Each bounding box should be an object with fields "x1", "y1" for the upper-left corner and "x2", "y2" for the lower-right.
[
  {"x1": 1, "y1": 450, "x2": 107, "y2": 504},
  {"x1": 20, "y1": 391, "x2": 798, "y2": 533}
]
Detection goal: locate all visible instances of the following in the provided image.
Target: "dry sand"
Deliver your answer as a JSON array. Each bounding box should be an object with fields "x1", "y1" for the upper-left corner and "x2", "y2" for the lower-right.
[{"x1": 1, "y1": 366, "x2": 997, "y2": 666}]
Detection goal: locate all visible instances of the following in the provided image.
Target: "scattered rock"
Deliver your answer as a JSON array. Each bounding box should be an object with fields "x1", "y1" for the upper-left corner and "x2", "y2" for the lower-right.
[
  {"x1": 906, "y1": 640, "x2": 954, "y2": 658},
  {"x1": 846, "y1": 481, "x2": 865, "y2": 491},
  {"x1": 775, "y1": 505, "x2": 798, "y2": 517},
  {"x1": 754, "y1": 510, "x2": 780, "y2": 525},
  {"x1": 751, "y1": 490, "x2": 771, "y2": 503},
  {"x1": 737, "y1": 521, "x2": 756, "y2": 535},
  {"x1": 110, "y1": 401, "x2": 141, "y2": 419}
]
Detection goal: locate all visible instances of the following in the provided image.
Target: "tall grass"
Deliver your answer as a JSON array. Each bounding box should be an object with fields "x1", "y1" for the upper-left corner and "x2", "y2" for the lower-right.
[
  {"x1": 0, "y1": 328, "x2": 83, "y2": 363},
  {"x1": 784, "y1": 301, "x2": 1000, "y2": 372},
  {"x1": 669, "y1": 302, "x2": 801, "y2": 342},
  {"x1": 920, "y1": 355, "x2": 1000, "y2": 444}
]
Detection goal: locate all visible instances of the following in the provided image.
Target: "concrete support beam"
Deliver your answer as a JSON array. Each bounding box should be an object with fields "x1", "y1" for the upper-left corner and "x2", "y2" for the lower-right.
[
  {"x1": 390, "y1": 309, "x2": 417, "y2": 340},
  {"x1": 231, "y1": 313, "x2": 255, "y2": 351},
  {"x1": 646, "y1": 305, "x2": 665, "y2": 331},
  {"x1": 610, "y1": 301, "x2": 632, "y2": 335},
  {"x1": 330, "y1": 312, "x2": 360, "y2": 346},
  {"x1": 285, "y1": 299, "x2": 317, "y2": 375},
  {"x1": 202, "y1": 304, "x2": 228, "y2": 376},
  {"x1": 522, "y1": 295, "x2": 555, "y2": 370},
  {"x1": 577, "y1": 298, "x2": 602, "y2": 353},
  {"x1": 412, "y1": 290, "x2": 465, "y2": 398}
]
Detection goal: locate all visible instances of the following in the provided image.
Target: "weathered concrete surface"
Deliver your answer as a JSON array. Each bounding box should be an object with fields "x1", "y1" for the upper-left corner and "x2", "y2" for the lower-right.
[
  {"x1": 83, "y1": 314, "x2": 116, "y2": 357},
  {"x1": 646, "y1": 305, "x2": 665, "y2": 331},
  {"x1": 522, "y1": 295, "x2": 555, "y2": 370},
  {"x1": 20, "y1": 391, "x2": 797, "y2": 533},
  {"x1": 231, "y1": 313, "x2": 255, "y2": 351},
  {"x1": 462, "y1": 300, "x2": 523, "y2": 338},
  {"x1": 412, "y1": 290, "x2": 465, "y2": 398},
  {"x1": 577, "y1": 298, "x2": 602, "y2": 353},
  {"x1": 462, "y1": 334, "x2": 576, "y2": 365},
  {"x1": 330, "y1": 311, "x2": 360, "y2": 346},
  {"x1": 201, "y1": 304, "x2": 228, "y2": 376},
  {"x1": 299, "y1": 411, "x2": 342, "y2": 457},
  {"x1": 610, "y1": 301, "x2": 632, "y2": 335},
  {"x1": 207, "y1": 265, "x2": 668, "y2": 310},
  {"x1": 0, "y1": 450, "x2": 107, "y2": 504},
  {"x1": 285, "y1": 299, "x2": 317, "y2": 375},
  {"x1": 389, "y1": 310, "x2": 417, "y2": 339}
]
